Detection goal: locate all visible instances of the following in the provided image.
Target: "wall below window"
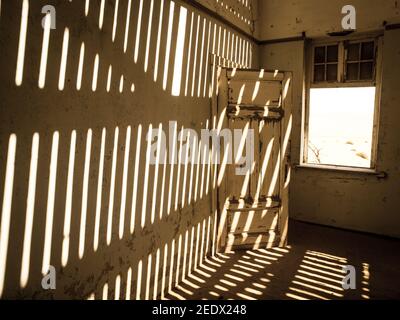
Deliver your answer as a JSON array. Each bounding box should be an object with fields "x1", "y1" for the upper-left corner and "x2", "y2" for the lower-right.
[{"x1": 259, "y1": 29, "x2": 400, "y2": 238}]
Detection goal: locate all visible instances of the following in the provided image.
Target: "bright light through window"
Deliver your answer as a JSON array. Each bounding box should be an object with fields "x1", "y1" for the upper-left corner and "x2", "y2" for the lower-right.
[{"x1": 307, "y1": 87, "x2": 376, "y2": 168}]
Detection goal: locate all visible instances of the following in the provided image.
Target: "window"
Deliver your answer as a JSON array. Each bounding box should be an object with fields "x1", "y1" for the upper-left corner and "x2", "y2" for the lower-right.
[
  {"x1": 345, "y1": 41, "x2": 375, "y2": 81},
  {"x1": 304, "y1": 37, "x2": 382, "y2": 169},
  {"x1": 313, "y1": 44, "x2": 339, "y2": 82}
]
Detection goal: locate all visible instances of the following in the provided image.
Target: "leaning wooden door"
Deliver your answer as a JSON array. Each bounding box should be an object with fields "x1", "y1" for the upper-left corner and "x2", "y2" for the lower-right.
[{"x1": 216, "y1": 69, "x2": 292, "y2": 252}]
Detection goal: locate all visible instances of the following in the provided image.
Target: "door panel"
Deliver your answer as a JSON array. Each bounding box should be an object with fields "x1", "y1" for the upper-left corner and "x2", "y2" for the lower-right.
[
  {"x1": 226, "y1": 118, "x2": 252, "y2": 200},
  {"x1": 228, "y1": 80, "x2": 282, "y2": 106},
  {"x1": 258, "y1": 121, "x2": 281, "y2": 198},
  {"x1": 228, "y1": 208, "x2": 279, "y2": 234},
  {"x1": 215, "y1": 68, "x2": 292, "y2": 252}
]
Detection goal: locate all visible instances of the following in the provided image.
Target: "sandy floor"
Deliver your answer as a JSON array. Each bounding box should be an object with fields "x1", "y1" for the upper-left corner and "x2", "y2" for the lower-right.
[{"x1": 166, "y1": 220, "x2": 400, "y2": 300}]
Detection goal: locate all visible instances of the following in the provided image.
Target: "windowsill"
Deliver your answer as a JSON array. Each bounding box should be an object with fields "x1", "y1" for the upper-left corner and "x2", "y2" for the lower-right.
[{"x1": 295, "y1": 163, "x2": 380, "y2": 175}]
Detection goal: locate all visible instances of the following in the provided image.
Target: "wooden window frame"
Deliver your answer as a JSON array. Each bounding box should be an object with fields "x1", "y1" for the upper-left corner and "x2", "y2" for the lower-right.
[{"x1": 302, "y1": 33, "x2": 383, "y2": 171}]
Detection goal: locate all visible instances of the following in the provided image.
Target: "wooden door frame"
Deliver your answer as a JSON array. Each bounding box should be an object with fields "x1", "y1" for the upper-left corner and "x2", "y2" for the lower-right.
[{"x1": 211, "y1": 67, "x2": 293, "y2": 253}]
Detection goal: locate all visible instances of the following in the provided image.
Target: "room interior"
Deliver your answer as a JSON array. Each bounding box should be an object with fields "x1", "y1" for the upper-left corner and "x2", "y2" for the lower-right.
[{"x1": 0, "y1": 0, "x2": 399, "y2": 300}]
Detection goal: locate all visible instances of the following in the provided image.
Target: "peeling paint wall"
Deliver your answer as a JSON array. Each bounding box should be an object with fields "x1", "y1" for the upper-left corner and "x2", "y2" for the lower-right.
[
  {"x1": 258, "y1": 2, "x2": 400, "y2": 238},
  {"x1": 196, "y1": 0, "x2": 257, "y2": 36},
  {"x1": 0, "y1": 0, "x2": 257, "y2": 299},
  {"x1": 257, "y1": 0, "x2": 400, "y2": 40}
]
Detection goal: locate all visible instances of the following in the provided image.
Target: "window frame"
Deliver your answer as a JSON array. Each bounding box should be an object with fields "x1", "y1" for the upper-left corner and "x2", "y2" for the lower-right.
[{"x1": 302, "y1": 33, "x2": 383, "y2": 171}]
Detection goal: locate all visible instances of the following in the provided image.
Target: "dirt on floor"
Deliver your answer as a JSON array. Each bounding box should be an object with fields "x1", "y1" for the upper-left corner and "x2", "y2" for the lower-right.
[{"x1": 166, "y1": 219, "x2": 400, "y2": 300}]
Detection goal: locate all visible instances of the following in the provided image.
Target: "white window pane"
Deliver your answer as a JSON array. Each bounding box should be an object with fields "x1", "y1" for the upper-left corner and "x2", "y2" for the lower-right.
[{"x1": 307, "y1": 87, "x2": 376, "y2": 168}]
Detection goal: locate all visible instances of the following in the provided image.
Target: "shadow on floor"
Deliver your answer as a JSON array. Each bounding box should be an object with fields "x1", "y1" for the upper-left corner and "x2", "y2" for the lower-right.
[{"x1": 166, "y1": 220, "x2": 400, "y2": 300}]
